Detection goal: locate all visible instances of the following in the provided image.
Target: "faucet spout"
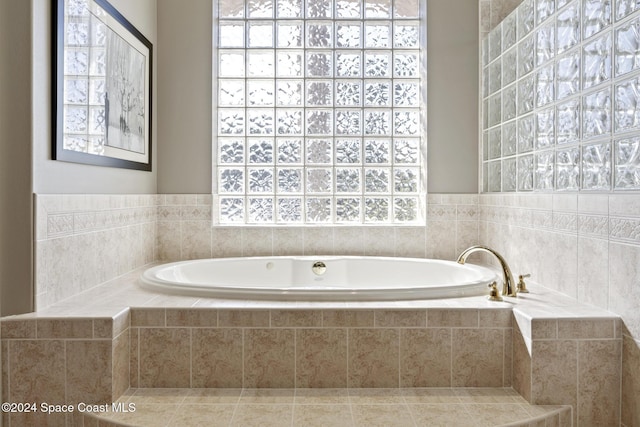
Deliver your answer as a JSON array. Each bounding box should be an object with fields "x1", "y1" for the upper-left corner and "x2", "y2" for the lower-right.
[{"x1": 456, "y1": 245, "x2": 517, "y2": 297}]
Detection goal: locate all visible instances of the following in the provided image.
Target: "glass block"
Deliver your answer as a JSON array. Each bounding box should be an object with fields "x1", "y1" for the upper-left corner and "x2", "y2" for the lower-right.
[
  {"x1": 557, "y1": 0, "x2": 570, "y2": 9},
  {"x1": 249, "y1": 22, "x2": 273, "y2": 47},
  {"x1": 219, "y1": 51, "x2": 244, "y2": 77},
  {"x1": 518, "y1": 0, "x2": 536, "y2": 39},
  {"x1": 518, "y1": 75, "x2": 535, "y2": 115},
  {"x1": 556, "y1": 147, "x2": 580, "y2": 190},
  {"x1": 364, "y1": 168, "x2": 391, "y2": 193},
  {"x1": 336, "y1": 168, "x2": 361, "y2": 192},
  {"x1": 277, "y1": 198, "x2": 302, "y2": 222},
  {"x1": 306, "y1": 168, "x2": 332, "y2": 192},
  {"x1": 88, "y1": 78, "x2": 105, "y2": 104},
  {"x1": 583, "y1": 0, "x2": 611, "y2": 39},
  {"x1": 307, "y1": 0, "x2": 332, "y2": 18},
  {"x1": 277, "y1": 52, "x2": 303, "y2": 77},
  {"x1": 394, "y1": 23, "x2": 419, "y2": 48},
  {"x1": 306, "y1": 138, "x2": 332, "y2": 163},
  {"x1": 482, "y1": 37, "x2": 489, "y2": 69},
  {"x1": 248, "y1": 81, "x2": 274, "y2": 106},
  {"x1": 616, "y1": 0, "x2": 640, "y2": 20},
  {"x1": 489, "y1": 127, "x2": 502, "y2": 160},
  {"x1": 394, "y1": 0, "x2": 419, "y2": 18},
  {"x1": 247, "y1": 51, "x2": 275, "y2": 77},
  {"x1": 557, "y1": 99, "x2": 581, "y2": 144},
  {"x1": 536, "y1": 0, "x2": 555, "y2": 24},
  {"x1": 306, "y1": 52, "x2": 333, "y2": 76},
  {"x1": 536, "y1": 64, "x2": 555, "y2": 107},
  {"x1": 503, "y1": 13, "x2": 517, "y2": 51},
  {"x1": 219, "y1": 80, "x2": 245, "y2": 106},
  {"x1": 64, "y1": 78, "x2": 88, "y2": 104},
  {"x1": 336, "y1": 23, "x2": 362, "y2": 48},
  {"x1": 535, "y1": 150, "x2": 555, "y2": 190},
  {"x1": 277, "y1": 168, "x2": 302, "y2": 192},
  {"x1": 219, "y1": 138, "x2": 244, "y2": 163},
  {"x1": 483, "y1": 162, "x2": 489, "y2": 192},
  {"x1": 219, "y1": 168, "x2": 244, "y2": 193},
  {"x1": 307, "y1": 22, "x2": 333, "y2": 47},
  {"x1": 365, "y1": 23, "x2": 391, "y2": 48},
  {"x1": 518, "y1": 154, "x2": 535, "y2": 191},
  {"x1": 556, "y1": 52, "x2": 580, "y2": 99},
  {"x1": 583, "y1": 88, "x2": 612, "y2": 138},
  {"x1": 306, "y1": 81, "x2": 332, "y2": 105},
  {"x1": 248, "y1": 168, "x2": 274, "y2": 192},
  {"x1": 489, "y1": 25, "x2": 502, "y2": 63},
  {"x1": 336, "y1": 197, "x2": 361, "y2": 222},
  {"x1": 394, "y1": 168, "x2": 419, "y2": 192},
  {"x1": 219, "y1": 198, "x2": 244, "y2": 223},
  {"x1": 89, "y1": 48, "x2": 105, "y2": 76},
  {"x1": 365, "y1": 197, "x2": 390, "y2": 222},
  {"x1": 503, "y1": 121, "x2": 517, "y2": 156},
  {"x1": 248, "y1": 0, "x2": 272, "y2": 17},
  {"x1": 582, "y1": 141, "x2": 612, "y2": 189},
  {"x1": 489, "y1": 93, "x2": 502, "y2": 127},
  {"x1": 365, "y1": 52, "x2": 391, "y2": 77},
  {"x1": 66, "y1": 0, "x2": 90, "y2": 16},
  {"x1": 394, "y1": 197, "x2": 418, "y2": 222},
  {"x1": 218, "y1": 0, "x2": 245, "y2": 17},
  {"x1": 306, "y1": 110, "x2": 332, "y2": 134},
  {"x1": 615, "y1": 76, "x2": 640, "y2": 132},
  {"x1": 503, "y1": 157, "x2": 517, "y2": 192},
  {"x1": 394, "y1": 53, "x2": 419, "y2": 78},
  {"x1": 306, "y1": 197, "x2": 332, "y2": 222},
  {"x1": 393, "y1": 111, "x2": 419, "y2": 135},
  {"x1": 483, "y1": 131, "x2": 489, "y2": 161},
  {"x1": 248, "y1": 197, "x2": 274, "y2": 223},
  {"x1": 615, "y1": 136, "x2": 640, "y2": 188},
  {"x1": 488, "y1": 160, "x2": 502, "y2": 192},
  {"x1": 365, "y1": 0, "x2": 391, "y2": 18},
  {"x1": 536, "y1": 108, "x2": 555, "y2": 149},
  {"x1": 335, "y1": 110, "x2": 362, "y2": 134},
  {"x1": 277, "y1": 138, "x2": 302, "y2": 163},
  {"x1": 65, "y1": 49, "x2": 89, "y2": 75},
  {"x1": 248, "y1": 109, "x2": 274, "y2": 134},
  {"x1": 277, "y1": 0, "x2": 302, "y2": 18},
  {"x1": 503, "y1": 48, "x2": 518, "y2": 86},
  {"x1": 615, "y1": 17, "x2": 640, "y2": 76},
  {"x1": 365, "y1": 81, "x2": 391, "y2": 106},
  {"x1": 365, "y1": 139, "x2": 390, "y2": 163},
  {"x1": 248, "y1": 138, "x2": 274, "y2": 163},
  {"x1": 394, "y1": 139, "x2": 420, "y2": 164},
  {"x1": 276, "y1": 80, "x2": 302, "y2": 106},
  {"x1": 336, "y1": 138, "x2": 361, "y2": 163},
  {"x1": 63, "y1": 136, "x2": 88, "y2": 152},
  {"x1": 394, "y1": 82, "x2": 419, "y2": 107},
  {"x1": 88, "y1": 136, "x2": 103, "y2": 155},
  {"x1": 489, "y1": 59, "x2": 502, "y2": 95},
  {"x1": 335, "y1": 81, "x2": 362, "y2": 105},
  {"x1": 483, "y1": 98, "x2": 489, "y2": 130},
  {"x1": 220, "y1": 23, "x2": 244, "y2": 48},
  {"x1": 66, "y1": 19, "x2": 90, "y2": 46},
  {"x1": 536, "y1": 23, "x2": 555, "y2": 66},
  {"x1": 583, "y1": 33, "x2": 612, "y2": 89},
  {"x1": 218, "y1": 109, "x2": 245, "y2": 135},
  {"x1": 556, "y1": 3, "x2": 580, "y2": 54},
  {"x1": 276, "y1": 109, "x2": 303, "y2": 135},
  {"x1": 364, "y1": 110, "x2": 391, "y2": 135},
  {"x1": 277, "y1": 23, "x2": 303, "y2": 47},
  {"x1": 337, "y1": 0, "x2": 361, "y2": 18},
  {"x1": 336, "y1": 52, "x2": 362, "y2": 77},
  {"x1": 518, "y1": 35, "x2": 535, "y2": 77},
  {"x1": 88, "y1": 107, "x2": 104, "y2": 135}
]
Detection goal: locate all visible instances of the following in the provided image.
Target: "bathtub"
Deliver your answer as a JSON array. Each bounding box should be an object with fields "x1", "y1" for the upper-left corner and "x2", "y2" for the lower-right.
[{"x1": 140, "y1": 256, "x2": 498, "y2": 301}]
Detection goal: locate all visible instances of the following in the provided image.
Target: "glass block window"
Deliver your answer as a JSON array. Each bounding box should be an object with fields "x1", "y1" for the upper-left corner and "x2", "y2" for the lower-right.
[{"x1": 214, "y1": 0, "x2": 426, "y2": 224}]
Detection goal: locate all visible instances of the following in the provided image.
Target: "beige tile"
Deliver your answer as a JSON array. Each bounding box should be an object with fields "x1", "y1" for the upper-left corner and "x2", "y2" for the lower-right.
[
  {"x1": 557, "y1": 319, "x2": 616, "y2": 339},
  {"x1": 452, "y1": 328, "x2": 505, "y2": 387},
  {"x1": 242, "y1": 228, "x2": 273, "y2": 256},
  {"x1": 399, "y1": 388, "x2": 461, "y2": 404},
  {"x1": 240, "y1": 389, "x2": 295, "y2": 404},
  {"x1": 112, "y1": 329, "x2": 130, "y2": 399},
  {"x1": 577, "y1": 236, "x2": 609, "y2": 309},
  {"x1": 479, "y1": 309, "x2": 512, "y2": 328},
  {"x1": 408, "y1": 403, "x2": 476, "y2": 426},
  {"x1": 454, "y1": 388, "x2": 527, "y2": 404},
  {"x1": 400, "y1": 328, "x2": 451, "y2": 387},
  {"x1": 531, "y1": 319, "x2": 557, "y2": 339},
  {"x1": 610, "y1": 243, "x2": 640, "y2": 338},
  {"x1": 348, "y1": 388, "x2": 405, "y2": 404},
  {"x1": 272, "y1": 227, "x2": 304, "y2": 256},
  {"x1": 9, "y1": 411, "x2": 67, "y2": 427},
  {"x1": 531, "y1": 340, "x2": 577, "y2": 420},
  {"x1": 375, "y1": 310, "x2": 426, "y2": 327},
  {"x1": 578, "y1": 340, "x2": 621, "y2": 426},
  {"x1": 168, "y1": 404, "x2": 235, "y2": 427},
  {"x1": 427, "y1": 221, "x2": 457, "y2": 260},
  {"x1": 504, "y1": 326, "x2": 513, "y2": 387},
  {"x1": 293, "y1": 404, "x2": 353, "y2": 427},
  {"x1": 1, "y1": 320, "x2": 36, "y2": 339},
  {"x1": 351, "y1": 404, "x2": 415, "y2": 427},
  {"x1": 218, "y1": 310, "x2": 270, "y2": 327},
  {"x1": 36, "y1": 318, "x2": 93, "y2": 338},
  {"x1": 181, "y1": 221, "x2": 212, "y2": 260},
  {"x1": 212, "y1": 227, "x2": 243, "y2": 257},
  {"x1": 464, "y1": 403, "x2": 533, "y2": 427},
  {"x1": 8, "y1": 340, "x2": 66, "y2": 404},
  {"x1": 244, "y1": 329, "x2": 295, "y2": 388},
  {"x1": 302, "y1": 227, "x2": 334, "y2": 256},
  {"x1": 138, "y1": 328, "x2": 191, "y2": 388},
  {"x1": 107, "y1": 403, "x2": 180, "y2": 426},
  {"x1": 184, "y1": 388, "x2": 242, "y2": 404},
  {"x1": 348, "y1": 329, "x2": 399, "y2": 388},
  {"x1": 428, "y1": 309, "x2": 479, "y2": 327},
  {"x1": 363, "y1": 227, "x2": 396, "y2": 256},
  {"x1": 231, "y1": 404, "x2": 293, "y2": 427},
  {"x1": 192, "y1": 328, "x2": 243, "y2": 388},
  {"x1": 334, "y1": 227, "x2": 365, "y2": 255},
  {"x1": 66, "y1": 340, "x2": 112, "y2": 404},
  {"x1": 622, "y1": 335, "x2": 640, "y2": 427},
  {"x1": 294, "y1": 388, "x2": 350, "y2": 404},
  {"x1": 395, "y1": 227, "x2": 426, "y2": 258},
  {"x1": 322, "y1": 310, "x2": 375, "y2": 327},
  {"x1": 130, "y1": 308, "x2": 165, "y2": 327},
  {"x1": 296, "y1": 328, "x2": 348, "y2": 388},
  {"x1": 166, "y1": 308, "x2": 218, "y2": 327},
  {"x1": 128, "y1": 388, "x2": 190, "y2": 404},
  {"x1": 271, "y1": 310, "x2": 322, "y2": 327},
  {"x1": 93, "y1": 318, "x2": 114, "y2": 339}
]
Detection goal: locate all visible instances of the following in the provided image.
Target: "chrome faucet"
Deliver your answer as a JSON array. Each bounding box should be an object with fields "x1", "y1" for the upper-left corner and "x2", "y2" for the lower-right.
[{"x1": 456, "y1": 245, "x2": 517, "y2": 297}]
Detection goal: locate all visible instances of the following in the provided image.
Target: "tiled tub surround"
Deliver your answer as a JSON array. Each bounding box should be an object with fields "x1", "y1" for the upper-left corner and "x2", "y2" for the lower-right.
[{"x1": 1, "y1": 267, "x2": 621, "y2": 426}]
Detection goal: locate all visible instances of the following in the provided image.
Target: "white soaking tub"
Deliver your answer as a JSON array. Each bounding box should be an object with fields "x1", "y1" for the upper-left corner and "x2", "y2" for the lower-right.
[{"x1": 139, "y1": 256, "x2": 498, "y2": 301}]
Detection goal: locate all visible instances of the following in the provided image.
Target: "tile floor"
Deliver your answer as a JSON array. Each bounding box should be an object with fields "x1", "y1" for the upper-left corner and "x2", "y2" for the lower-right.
[{"x1": 84, "y1": 387, "x2": 571, "y2": 427}]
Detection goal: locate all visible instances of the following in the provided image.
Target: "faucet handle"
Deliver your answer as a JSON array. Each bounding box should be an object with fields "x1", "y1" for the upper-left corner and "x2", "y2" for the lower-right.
[
  {"x1": 517, "y1": 274, "x2": 531, "y2": 293},
  {"x1": 487, "y1": 282, "x2": 503, "y2": 302}
]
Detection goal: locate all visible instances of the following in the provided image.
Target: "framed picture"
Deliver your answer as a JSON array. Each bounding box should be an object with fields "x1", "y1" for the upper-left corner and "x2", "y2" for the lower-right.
[{"x1": 53, "y1": 0, "x2": 153, "y2": 171}]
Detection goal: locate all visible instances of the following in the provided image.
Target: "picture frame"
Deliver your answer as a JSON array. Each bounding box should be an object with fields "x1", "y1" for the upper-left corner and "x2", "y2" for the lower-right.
[{"x1": 53, "y1": 0, "x2": 153, "y2": 171}]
